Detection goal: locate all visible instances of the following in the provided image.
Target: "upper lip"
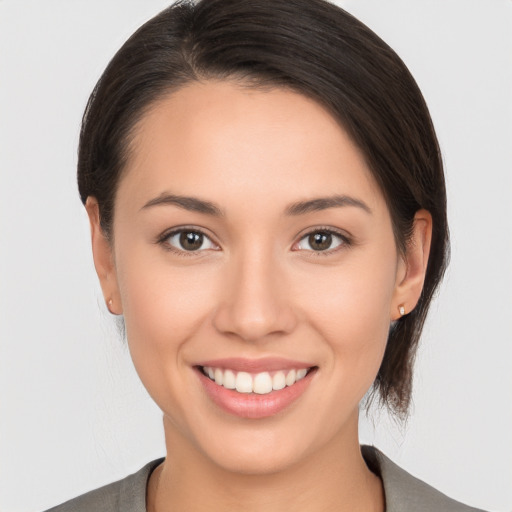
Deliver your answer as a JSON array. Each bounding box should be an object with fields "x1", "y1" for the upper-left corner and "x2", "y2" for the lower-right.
[{"x1": 196, "y1": 357, "x2": 315, "y2": 373}]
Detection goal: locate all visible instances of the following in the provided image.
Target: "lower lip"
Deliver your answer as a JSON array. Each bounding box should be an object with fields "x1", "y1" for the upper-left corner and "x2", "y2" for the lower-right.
[{"x1": 197, "y1": 368, "x2": 316, "y2": 419}]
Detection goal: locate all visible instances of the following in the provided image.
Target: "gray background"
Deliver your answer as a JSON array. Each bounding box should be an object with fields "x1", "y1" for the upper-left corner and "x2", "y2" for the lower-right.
[{"x1": 1, "y1": 1, "x2": 511, "y2": 511}]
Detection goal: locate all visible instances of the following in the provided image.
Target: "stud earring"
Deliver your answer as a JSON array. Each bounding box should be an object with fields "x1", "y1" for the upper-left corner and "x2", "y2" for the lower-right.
[
  {"x1": 398, "y1": 305, "x2": 406, "y2": 316},
  {"x1": 107, "y1": 298, "x2": 114, "y2": 313}
]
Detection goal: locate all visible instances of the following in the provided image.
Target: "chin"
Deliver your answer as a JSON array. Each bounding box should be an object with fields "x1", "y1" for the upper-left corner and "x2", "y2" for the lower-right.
[
  {"x1": 173, "y1": 412, "x2": 316, "y2": 476},
  {"x1": 205, "y1": 439, "x2": 307, "y2": 476},
  {"x1": 188, "y1": 407, "x2": 353, "y2": 477}
]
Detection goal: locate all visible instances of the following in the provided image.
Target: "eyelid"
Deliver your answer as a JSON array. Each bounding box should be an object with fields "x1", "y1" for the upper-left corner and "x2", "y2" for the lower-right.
[
  {"x1": 292, "y1": 226, "x2": 352, "y2": 255},
  {"x1": 156, "y1": 226, "x2": 220, "y2": 256},
  {"x1": 156, "y1": 225, "x2": 352, "y2": 257}
]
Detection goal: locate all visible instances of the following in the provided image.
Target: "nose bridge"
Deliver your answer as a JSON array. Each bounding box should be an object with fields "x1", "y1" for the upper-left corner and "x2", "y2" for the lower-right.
[{"x1": 213, "y1": 242, "x2": 297, "y2": 342}]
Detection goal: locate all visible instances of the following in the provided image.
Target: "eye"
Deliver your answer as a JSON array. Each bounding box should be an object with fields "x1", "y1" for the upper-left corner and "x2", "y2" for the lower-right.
[
  {"x1": 295, "y1": 229, "x2": 348, "y2": 253},
  {"x1": 161, "y1": 228, "x2": 217, "y2": 253}
]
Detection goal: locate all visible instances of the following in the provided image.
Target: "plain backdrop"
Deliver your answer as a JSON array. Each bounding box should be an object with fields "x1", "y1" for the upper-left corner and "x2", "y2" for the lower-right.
[{"x1": 1, "y1": 1, "x2": 511, "y2": 511}]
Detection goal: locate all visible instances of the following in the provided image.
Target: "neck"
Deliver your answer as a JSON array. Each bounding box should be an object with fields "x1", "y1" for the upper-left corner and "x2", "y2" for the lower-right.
[{"x1": 148, "y1": 415, "x2": 384, "y2": 512}]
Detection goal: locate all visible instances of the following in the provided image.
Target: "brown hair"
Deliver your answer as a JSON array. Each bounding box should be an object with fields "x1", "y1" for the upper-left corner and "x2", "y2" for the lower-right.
[{"x1": 77, "y1": 0, "x2": 449, "y2": 418}]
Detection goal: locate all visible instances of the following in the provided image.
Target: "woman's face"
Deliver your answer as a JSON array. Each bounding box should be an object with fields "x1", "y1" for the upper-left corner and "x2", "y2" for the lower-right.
[{"x1": 91, "y1": 81, "x2": 416, "y2": 474}]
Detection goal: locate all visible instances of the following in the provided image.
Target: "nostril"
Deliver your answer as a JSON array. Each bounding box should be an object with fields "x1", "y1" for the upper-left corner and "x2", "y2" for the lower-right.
[{"x1": 212, "y1": 301, "x2": 298, "y2": 343}]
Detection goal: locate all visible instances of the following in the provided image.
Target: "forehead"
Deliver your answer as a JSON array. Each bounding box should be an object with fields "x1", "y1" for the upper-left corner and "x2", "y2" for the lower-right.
[{"x1": 118, "y1": 80, "x2": 384, "y2": 214}]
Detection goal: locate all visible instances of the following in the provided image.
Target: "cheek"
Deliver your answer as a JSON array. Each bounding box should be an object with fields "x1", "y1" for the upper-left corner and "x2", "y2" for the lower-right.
[
  {"x1": 300, "y1": 250, "x2": 397, "y2": 388},
  {"x1": 114, "y1": 248, "x2": 221, "y2": 400},
  {"x1": 117, "y1": 241, "x2": 216, "y2": 328}
]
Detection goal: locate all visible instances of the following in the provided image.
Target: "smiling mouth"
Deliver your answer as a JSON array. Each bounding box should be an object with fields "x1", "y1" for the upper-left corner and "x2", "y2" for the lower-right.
[{"x1": 200, "y1": 366, "x2": 315, "y2": 395}]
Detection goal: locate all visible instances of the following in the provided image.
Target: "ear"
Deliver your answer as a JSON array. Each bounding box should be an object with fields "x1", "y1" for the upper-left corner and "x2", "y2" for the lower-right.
[
  {"x1": 391, "y1": 209, "x2": 432, "y2": 320},
  {"x1": 85, "y1": 197, "x2": 122, "y2": 315}
]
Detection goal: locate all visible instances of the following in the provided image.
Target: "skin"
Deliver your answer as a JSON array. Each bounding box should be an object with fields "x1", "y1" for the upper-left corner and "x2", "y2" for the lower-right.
[{"x1": 86, "y1": 81, "x2": 432, "y2": 512}]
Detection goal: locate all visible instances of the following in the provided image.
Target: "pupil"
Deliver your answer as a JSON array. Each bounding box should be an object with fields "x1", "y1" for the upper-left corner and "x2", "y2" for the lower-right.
[
  {"x1": 309, "y1": 232, "x2": 332, "y2": 251},
  {"x1": 180, "y1": 231, "x2": 203, "y2": 250}
]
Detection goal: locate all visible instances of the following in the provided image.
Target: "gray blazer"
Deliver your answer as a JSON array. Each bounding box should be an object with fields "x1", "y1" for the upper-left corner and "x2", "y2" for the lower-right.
[{"x1": 45, "y1": 446, "x2": 486, "y2": 512}]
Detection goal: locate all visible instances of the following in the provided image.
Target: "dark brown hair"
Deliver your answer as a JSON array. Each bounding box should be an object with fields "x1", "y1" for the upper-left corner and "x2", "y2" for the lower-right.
[{"x1": 77, "y1": 0, "x2": 449, "y2": 418}]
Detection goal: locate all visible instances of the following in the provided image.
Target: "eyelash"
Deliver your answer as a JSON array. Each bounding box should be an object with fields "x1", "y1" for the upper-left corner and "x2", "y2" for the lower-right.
[
  {"x1": 156, "y1": 226, "x2": 351, "y2": 258},
  {"x1": 156, "y1": 226, "x2": 218, "y2": 258},
  {"x1": 295, "y1": 227, "x2": 351, "y2": 256}
]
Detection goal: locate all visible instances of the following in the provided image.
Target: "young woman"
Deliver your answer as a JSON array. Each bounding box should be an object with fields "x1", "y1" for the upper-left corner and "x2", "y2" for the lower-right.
[{"x1": 35, "y1": 0, "x2": 493, "y2": 510}]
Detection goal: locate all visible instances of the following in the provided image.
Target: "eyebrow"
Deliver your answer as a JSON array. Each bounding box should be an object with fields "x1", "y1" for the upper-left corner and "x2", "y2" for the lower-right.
[
  {"x1": 141, "y1": 193, "x2": 372, "y2": 216},
  {"x1": 142, "y1": 193, "x2": 225, "y2": 216},
  {"x1": 285, "y1": 195, "x2": 372, "y2": 216}
]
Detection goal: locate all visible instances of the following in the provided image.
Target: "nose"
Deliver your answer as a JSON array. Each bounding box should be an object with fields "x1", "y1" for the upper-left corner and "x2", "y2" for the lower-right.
[{"x1": 212, "y1": 250, "x2": 298, "y2": 343}]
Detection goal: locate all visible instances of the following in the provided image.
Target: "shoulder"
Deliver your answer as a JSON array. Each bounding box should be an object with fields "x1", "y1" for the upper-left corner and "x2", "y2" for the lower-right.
[
  {"x1": 43, "y1": 459, "x2": 163, "y2": 512},
  {"x1": 362, "y1": 445, "x2": 486, "y2": 512}
]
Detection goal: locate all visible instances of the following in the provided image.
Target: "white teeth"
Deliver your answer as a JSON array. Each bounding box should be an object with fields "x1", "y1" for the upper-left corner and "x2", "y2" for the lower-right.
[
  {"x1": 253, "y1": 372, "x2": 272, "y2": 394},
  {"x1": 296, "y1": 368, "x2": 307, "y2": 380},
  {"x1": 285, "y1": 369, "x2": 296, "y2": 386},
  {"x1": 235, "y1": 372, "x2": 253, "y2": 393},
  {"x1": 272, "y1": 371, "x2": 286, "y2": 390},
  {"x1": 203, "y1": 366, "x2": 311, "y2": 395},
  {"x1": 223, "y1": 369, "x2": 236, "y2": 389}
]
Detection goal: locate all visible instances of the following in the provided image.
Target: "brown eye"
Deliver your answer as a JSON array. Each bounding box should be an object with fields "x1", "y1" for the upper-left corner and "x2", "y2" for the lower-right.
[
  {"x1": 308, "y1": 232, "x2": 332, "y2": 251},
  {"x1": 165, "y1": 230, "x2": 216, "y2": 252},
  {"x1": 180, "y1": 231, "x2": 203, "y2": 250},
  {"x1": 296, "y1": 230, "x2": 346, "y2": 252}
]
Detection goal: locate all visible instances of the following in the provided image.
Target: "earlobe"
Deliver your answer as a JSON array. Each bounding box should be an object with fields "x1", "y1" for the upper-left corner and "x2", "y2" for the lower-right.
[
  {"x1": 391, "y1": 209, "x2": 432, "y2": 320},
  {"x1": 85, "y1": 197, "x2": 122, "y2": 315}
]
